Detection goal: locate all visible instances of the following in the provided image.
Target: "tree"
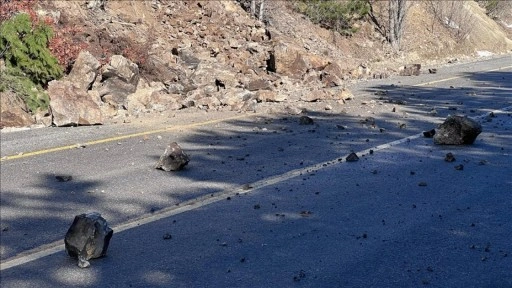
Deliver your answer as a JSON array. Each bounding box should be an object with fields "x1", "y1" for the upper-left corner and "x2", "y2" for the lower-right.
[
  {"x1": 250, "y1": 0, "x2": 265, "y2": 21},
  {"x1": 367, "y1": 0, "x2": 408, "y2": 51},
  {"x1": 387, "y1": 0, "x2": 407, "y2": 51}
]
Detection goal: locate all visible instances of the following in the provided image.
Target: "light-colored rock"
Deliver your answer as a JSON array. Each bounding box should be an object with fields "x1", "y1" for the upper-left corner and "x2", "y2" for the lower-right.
[
  {"x1": 0, "y1": 91, "x2": 35, "y2": 128},
  {"x1": 268, "y1": 36, "x2": 329, "y2": 79},
  {"x1": 300, "y1": 89, "x2": 331, "y2": 102},
  {"x1": 399, "y1": 64, "x2": 421, "y2": 76},
  {"x1": 195, "y1": 95, "x2": 221, "y2": 109},
  {"x1": 336, "y1": 88, "x2": 354, "y2": 101},
  {"x1": 155, "y1": 142, "x2": 190, "y2": 171},
  {"x1": 33, "y1": 110, "x2": 52, "y2": 127},
  {"x1": 191, "y1": 62, "x2": 238, "y2": 91},
  {"x1": 48, "y1": 80, "x2": 103, "y2": 126},
  {"x1": 97, "y1": 55, "x2": 140, "y2": 107},
  {"x1": 67, "y1": 51, "x2": 101, "y2": 91},
  {"x1": 321, "y1": 62, "x2": 344, "y2": 87},
  {"x1": 246, "y1": 79, "x2": 271, "y2": 91},
  {"x1": 256, "y1": 90, "x2": 287, "y2": 102}
]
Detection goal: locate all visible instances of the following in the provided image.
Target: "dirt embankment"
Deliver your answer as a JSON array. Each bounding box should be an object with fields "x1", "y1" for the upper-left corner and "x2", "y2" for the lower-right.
[
  {"x1": 1, "y1": 0, "x2": 511, "y2": 129},
  {"x1": 47, "y1": 0, "x2": 512, "y2": 80}
]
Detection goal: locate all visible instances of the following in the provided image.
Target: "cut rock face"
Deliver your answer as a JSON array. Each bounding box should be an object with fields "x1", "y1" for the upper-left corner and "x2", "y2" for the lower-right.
[
  {"x1": 64, "y1": 212, "x2": 113, "y2": 268},
  {"x1": 155, "y1": 142, "x2": 190, "y2": 171},
  {"x1": 434, "y1": 115, "x2": 482, "y2": 145}
]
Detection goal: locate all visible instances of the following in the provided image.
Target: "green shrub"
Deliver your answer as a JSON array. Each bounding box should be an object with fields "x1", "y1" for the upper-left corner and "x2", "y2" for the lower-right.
[
  {"x1": 0, "y1": 12, "x2": 62, "y2": 86},
  {"x1": 0, "y1": 66, "x2": 50, "y2": 112},
  {"x1": 0, "y1": 12, "x2": 61, "y2": 112},
  {"x1": 293, "y1": 0, "x2": 370, "y2": 35}
]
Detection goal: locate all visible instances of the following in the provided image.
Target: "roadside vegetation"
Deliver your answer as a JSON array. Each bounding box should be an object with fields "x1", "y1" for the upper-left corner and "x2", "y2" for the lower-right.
[
  {"x1": 0, "y1": 0, "x2": 83, "y2": 112},
  {"x1": 293, "y1": 0, "x2": 370, "y2": 36}
]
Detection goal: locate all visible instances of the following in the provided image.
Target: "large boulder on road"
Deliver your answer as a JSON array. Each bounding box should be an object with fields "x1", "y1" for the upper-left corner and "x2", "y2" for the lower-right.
[
  {"x1": 434, "y1": 115, "x2": 482, "y2": 145},
  {"x1": 155, "y1": 142, "x2": 190, "y2": 171},
  {"x1": 65, "y1": 212, "x2": 113, "y2": 268},
  {"x1": 48, "y1": 80, "x2": 103, "y2": 126}
]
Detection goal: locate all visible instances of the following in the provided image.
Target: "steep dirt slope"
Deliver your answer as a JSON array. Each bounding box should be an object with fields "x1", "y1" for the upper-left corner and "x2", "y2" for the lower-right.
[{"x1": 46, "y1": 0, "x2": 511, "y2": 80}]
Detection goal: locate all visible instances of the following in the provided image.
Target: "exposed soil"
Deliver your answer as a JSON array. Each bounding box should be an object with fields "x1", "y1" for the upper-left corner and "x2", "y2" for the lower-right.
[{"x1": 2, "y1": 0, "x2": 511, "y2": 129}]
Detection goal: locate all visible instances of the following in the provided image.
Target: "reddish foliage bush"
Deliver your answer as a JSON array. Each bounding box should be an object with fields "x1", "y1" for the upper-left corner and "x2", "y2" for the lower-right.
[
  {"x1": 0, "y1": 0, "x2": 37, "y2": 23},
  {"x1": 48, "y1": 26, "x2": 88, "y2": 71}
]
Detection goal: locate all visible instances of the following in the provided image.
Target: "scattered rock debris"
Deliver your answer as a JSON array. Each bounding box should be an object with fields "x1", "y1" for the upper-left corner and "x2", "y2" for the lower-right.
[
  {"x1": 444, "y1": 153, "x2": 456, "y2": 162},
  {"x1": 299, "y1": 116, "x2": 314, "y2": 125},
  {"x1": 299, "y1": 210, "x2": 313, "y2": 217},
  {"x1": 55, "y1": 175, "x2": 73, "y2": 182},
  {"x1": 361, "y1": 117, "x2": 376, "y2": 127},
  {"x1": 423, "y1": 129, "x2": 436, "y2": 138},
  {"x1": 400, "y1": 64, "x2": 421, "y2": 76},
  {"x1": 346, "y1": 152, "x2": 359, "y2": 162},
  {"x1": 293, "y1": 270, "x2": 306, "y2": 282}
]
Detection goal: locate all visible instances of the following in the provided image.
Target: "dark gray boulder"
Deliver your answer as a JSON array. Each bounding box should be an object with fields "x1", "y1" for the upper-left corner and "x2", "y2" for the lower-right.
[
  {"x1": 64, "y1": 212, "x2": 113, "y2": 268},
  {"x1": 155, "y1": 142, "x2": 190, "y2": 171},
  {"x1": 299, "y1": 116, "x2": 314, "y2": 125},
  {"x1": 434, "y1": 115, "x2": 482, "y2": 145}
]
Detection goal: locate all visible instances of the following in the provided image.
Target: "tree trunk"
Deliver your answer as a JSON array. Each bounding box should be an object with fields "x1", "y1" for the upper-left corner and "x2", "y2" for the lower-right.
[
  {"x1": 258, "y1": 0, "x2": 265, "y2": 21},
  {"x1": 251, "y1": 0, "x2": 256, "y2": 17},
  {"x1": 388, "y1": 0, "x2": 407, "y2": 51}
]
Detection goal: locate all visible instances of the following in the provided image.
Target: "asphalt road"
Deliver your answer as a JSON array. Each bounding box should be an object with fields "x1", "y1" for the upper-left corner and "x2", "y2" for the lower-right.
[{"x1": 1, "y1": 55, "x2": 511, "y2": 287}]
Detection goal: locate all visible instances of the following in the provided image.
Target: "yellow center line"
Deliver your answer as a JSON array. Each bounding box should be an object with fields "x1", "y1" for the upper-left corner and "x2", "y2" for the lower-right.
[{"x1": 1, "y1": 113, "x2": 262, "y2": 162}]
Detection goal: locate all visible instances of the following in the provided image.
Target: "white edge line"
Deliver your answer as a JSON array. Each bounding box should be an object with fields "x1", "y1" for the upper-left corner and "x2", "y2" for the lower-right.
[{"x1": 1, "y1": 106, "x2": 511, "y2": 271}]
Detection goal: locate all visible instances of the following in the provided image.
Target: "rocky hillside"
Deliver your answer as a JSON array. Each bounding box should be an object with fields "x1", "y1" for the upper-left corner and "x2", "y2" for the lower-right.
[{"x1": 1, "y1": 0, "x2": 511, "y2": 128}]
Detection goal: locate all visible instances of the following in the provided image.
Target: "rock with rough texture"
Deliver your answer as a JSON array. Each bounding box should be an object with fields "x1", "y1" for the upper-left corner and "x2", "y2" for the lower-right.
[
  {"x1": 268, "y1": 36, "x2": 329, "y2": 79},
  {"x1": 399, "y1": 64, "x2": 421, "y2": 76},
  {"x1": 97, "y1": 55, "x2": 140, "y2": 107},
  {"x1": 0, "y1": 91, "x2": 35, "y2": 128},
  {"x1": 126, "y1": 83, "x2": 169, "y2": 114},
  {"x1": 178, "y1": 48, "x2": 201, "y2": 69},
  {"x1": 336, "y1": 88, "x2": 354, "y2": 101},
  {"x1": 246, "y1": 79, "x2": 271, "y2": 91},
  {"x1": 256, "y1": 90, "x2": 287, "y2": 102},
  {"x1": 155, "y1": 142, "x2": 190, "y2": 171},
  {"x1": 65, "y1": 212, "x2": 113, "y2": 268},
  {"x1": 300, "y1": 89, "x2": 330, "y2": 102},
  {"x1": 346, "y1": 152, "x2": 359, "y2": 162},
  {"x1": 423, "y1": 129, "x2": 436, "y2": 138},
  {"x1": 434, "y1": 115, "x2": 482, "y2": 145},
  {"x1": 190, "y1": 62, "x2": 238, "y2": 92},
  {"x1": 299, "y1": 116, "x2": 314, "y2": 125},
  {"x1": 48, "y1": 80, "x2": 103, "y2": 126},
  {"x1": 320, "y1": 62, "x2": 344, "y2": 87},
  {"x1": 444, "y1": 152, "x2": 456, "y2": 162},
  {"x1": 67, "y1": 51, "x2": 101, "y2": 91}
]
